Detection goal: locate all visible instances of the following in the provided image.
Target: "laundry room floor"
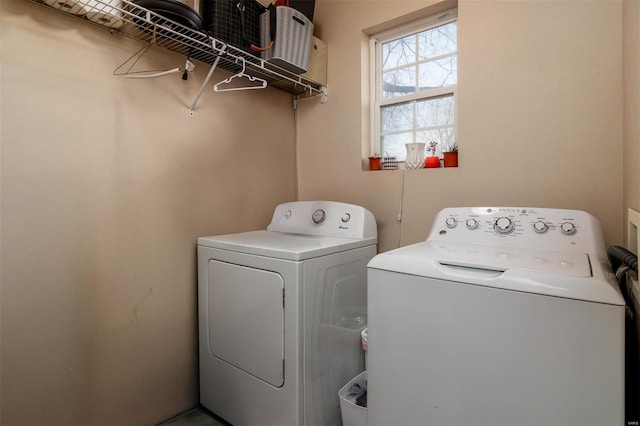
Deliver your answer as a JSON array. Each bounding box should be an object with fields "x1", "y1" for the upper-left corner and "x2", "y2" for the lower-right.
[{"x1": 159, "y1": 406, "x2": 229, "y2": 426}]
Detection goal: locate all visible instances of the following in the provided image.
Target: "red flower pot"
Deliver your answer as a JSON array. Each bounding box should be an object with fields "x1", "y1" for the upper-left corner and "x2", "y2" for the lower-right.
[
  {"x1": 425, "y1": 156, "x2": 440, "y2": 168},
  {"x1": 369, "y1": 157, "x2": 382, "y2": 170},
  {"x1": 443, "y1": 152, "x2": 458, "y2": 167}
]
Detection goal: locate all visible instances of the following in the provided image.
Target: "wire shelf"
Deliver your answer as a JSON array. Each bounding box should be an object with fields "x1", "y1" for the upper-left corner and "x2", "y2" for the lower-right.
[{"x1": 28, "y1": 0, "x2": 325, "y2": 98}]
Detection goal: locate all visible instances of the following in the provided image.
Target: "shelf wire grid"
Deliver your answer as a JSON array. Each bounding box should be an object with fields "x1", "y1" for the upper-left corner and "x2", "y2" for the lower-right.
[{"x1": 29, "y1": 0, "x2": 324, "y2": 97}]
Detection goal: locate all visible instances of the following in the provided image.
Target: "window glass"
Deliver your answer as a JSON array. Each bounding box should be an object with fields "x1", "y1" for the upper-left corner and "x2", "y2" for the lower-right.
[
  {"x1": 382, "y1": 34, "x2": 416, "y2": 70},
  {"x1": 418, "y1": 56, "x2": 457, "y2": 88},
  {"x1": 381, "y1": 133, "x2": 414, "y2": 159},
  {"x1": 380, "y1": 96, "x2": 455, "y2": 158},
  {"x1": 415, "y1": 95, "x2": 454, "y2": 129},
  {"x1": 382, "y1": 67, "x2": 417, "y2": 98},
  {"x1": 418, "y1": 21, "x2": 457, "y2": 59},
  {"x1": 381, "y1": 102, "x2": 414, "y2": 133},
  {"x1": 373, "y1": 11, "x2": 457, "y2": 162}
]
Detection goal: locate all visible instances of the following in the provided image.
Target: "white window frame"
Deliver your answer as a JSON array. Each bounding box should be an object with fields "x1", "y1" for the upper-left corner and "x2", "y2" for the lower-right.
[{"x1": 370, "y1": 9, "x2": 458, "y2": 161}]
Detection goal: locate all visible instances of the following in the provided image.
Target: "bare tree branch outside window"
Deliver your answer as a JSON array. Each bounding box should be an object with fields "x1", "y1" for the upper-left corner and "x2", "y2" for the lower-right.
[{"x1": 379, "y1": 20, "x2": 457, "y2": 159}]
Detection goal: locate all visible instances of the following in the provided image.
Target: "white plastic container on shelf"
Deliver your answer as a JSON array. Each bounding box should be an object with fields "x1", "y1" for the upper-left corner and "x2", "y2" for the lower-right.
[
  {"x1": 260, "y1": 6, "x2": 313, "y2": 74},
  {"x1": 339, "y1": 371, "x2": 367, "y2": 426},
  {"x1": 43, "y1": 0, "x2": 87, "y2": 15},
  {"x1": 84, "y1": 0, "x2": 124, "y2": 29}
]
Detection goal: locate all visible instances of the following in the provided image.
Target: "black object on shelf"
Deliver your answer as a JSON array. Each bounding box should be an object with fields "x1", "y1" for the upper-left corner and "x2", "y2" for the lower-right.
[
  {"x1": 132, "y1": 0, "x2": 205, "y2": 31},
  {"x1": 200, "y1": 0, "x2": 267, "y2": 57}
]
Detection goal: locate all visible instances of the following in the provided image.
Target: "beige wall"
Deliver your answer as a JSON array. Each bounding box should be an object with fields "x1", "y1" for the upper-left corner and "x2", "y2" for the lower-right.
[
  {"x1": 298, "y1": 0, "x2": 624, "y2": 253},
  {"x1": 0, "y1": 1, "x2": 296, "y2": 424},
  {"x1": 0, "y1": 0, "x2": 634, "y2": 424},
  {"x1": 624, "y1": 0, "x2": 640, "y2": 232}
]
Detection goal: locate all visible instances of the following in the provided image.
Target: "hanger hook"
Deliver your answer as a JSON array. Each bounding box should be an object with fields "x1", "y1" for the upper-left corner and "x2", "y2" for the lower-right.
[{"x1": 151, "y1": 23, "x2": 157, "y2": 45}]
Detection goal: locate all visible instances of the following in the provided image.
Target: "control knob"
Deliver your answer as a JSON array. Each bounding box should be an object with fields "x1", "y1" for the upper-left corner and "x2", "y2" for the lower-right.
[
  {"x1": 312, "y1": 209, "x2": 327, "y2": 224},
  {"x1": 341, "y1": 213, "x2": 351, "y2": 223},
  {"x1": 466, "y1": 218, "x2": 479, "y2": 230},
  {"x1": 560, "y1": 222, "x2": 577, "y2": 235},
  {"x1": 494, "y1": 217, "x2": 515, "y2": 234},
  {"x1": 533, "y1": 221, "x2": 549, "y2": 234},
  {"x1": 445, "y1": 217, "x2": 457, "y2": 228}
]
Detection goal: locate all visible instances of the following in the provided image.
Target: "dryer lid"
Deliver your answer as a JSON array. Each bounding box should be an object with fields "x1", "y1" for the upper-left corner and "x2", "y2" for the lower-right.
[{"x1": 198, "y1": 230, "x2": 376, "y2": 261}]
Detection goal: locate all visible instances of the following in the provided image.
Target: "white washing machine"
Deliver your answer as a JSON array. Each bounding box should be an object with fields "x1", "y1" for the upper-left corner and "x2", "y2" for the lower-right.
[
  {"x1": 198, "y1": 201, "x2": 377, "y2": 426},
  {"x1": 367, "y1": 207, "x2": 625, "y2": 426}
]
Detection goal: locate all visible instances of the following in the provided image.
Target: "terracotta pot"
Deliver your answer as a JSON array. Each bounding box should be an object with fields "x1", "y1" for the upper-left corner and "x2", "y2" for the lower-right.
[
  {"x1": 425, "y1": 156, "x2": 440, "y2": 168},
  {"x1": 369, "y1": 157, "x2": 382, "y2": 171},
  {"x1": 443, "y1": 152, "x2": 458, "y2": 167}
]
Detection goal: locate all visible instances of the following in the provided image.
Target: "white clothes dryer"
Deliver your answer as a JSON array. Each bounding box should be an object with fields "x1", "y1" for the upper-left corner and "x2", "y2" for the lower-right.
[
  {"x1": 367, "y1": 207, "x2": 625, "y2": 426},
  {"x1": 198, "y1": 201, "x2": 377, "y2": 426}
]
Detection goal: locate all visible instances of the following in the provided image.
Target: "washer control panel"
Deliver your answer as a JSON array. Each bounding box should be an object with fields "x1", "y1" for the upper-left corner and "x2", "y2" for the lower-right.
[
  {"x1": 267, "y1": 201, "x2": 377, "y2": 240},
  {"x1": 428, "y1": 207, "x2": 605, "y2": 252}
]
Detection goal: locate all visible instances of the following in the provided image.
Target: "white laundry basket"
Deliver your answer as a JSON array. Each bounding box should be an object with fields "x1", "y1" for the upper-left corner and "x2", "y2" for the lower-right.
[
  {"x1": 260, "y1": 5, "x2": 313, "y2": 74},
  {"x1": 339, "y1": 371, "x2": 367, "y2": 426}
]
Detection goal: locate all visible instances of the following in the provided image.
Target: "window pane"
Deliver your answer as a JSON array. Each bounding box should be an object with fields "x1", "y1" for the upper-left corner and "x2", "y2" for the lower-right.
[
  {"x1": 381, "y1": 102, "x2": 413, "y2": 133},
  {"x1": 416, "y1": 127, "x2": 455, "y2": 154},
  {"x1": 415, "y1": 95, "x2": 454, "y2": 129},
  {"x1": 381, "y1": 132, "x2": 414, "y2": 159},
  {"x1": 418, "y1": 56, "x2": 457, "y2": 88},
  {"x1": 382, "y1": 35, "x2": 416, "y2": 70},
  {"x1": 383, "y1": 67, "x2": 416, "y2": 98},
  {"x1": 418, "y1": 21, "x2": 457, "y2": 59}
]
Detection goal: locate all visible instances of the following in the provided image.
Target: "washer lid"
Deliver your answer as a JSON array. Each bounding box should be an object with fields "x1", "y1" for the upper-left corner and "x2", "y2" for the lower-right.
[
  {"x1": 425, "y1": 241, "x2": 592, "y2": 277},
  {"x1": 198, "y1": 230, "x2": 376, "y2": 261},
  {"x1": 368, "y1": 241, "x2": 625, "y2": 305}
]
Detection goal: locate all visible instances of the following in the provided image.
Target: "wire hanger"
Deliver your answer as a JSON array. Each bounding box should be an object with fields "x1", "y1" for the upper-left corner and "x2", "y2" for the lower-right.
[
  {"x1": 213, "y1": 57, "x2": 267, "y2": 92},
  {"x1": 114, "y1": 24, "x2": 192, "y2": 79}
]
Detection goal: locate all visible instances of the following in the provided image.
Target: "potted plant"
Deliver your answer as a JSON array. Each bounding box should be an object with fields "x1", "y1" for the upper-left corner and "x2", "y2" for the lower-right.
[
  {"x1": 443, "y1": 142, "x2": 458, "y2": 167},
  {"x1": 424, "y1": 141, "x2": 440, "y2": 168},
  {"x1": 368, "y1": 153, "x2": 382, "y2": 171}
]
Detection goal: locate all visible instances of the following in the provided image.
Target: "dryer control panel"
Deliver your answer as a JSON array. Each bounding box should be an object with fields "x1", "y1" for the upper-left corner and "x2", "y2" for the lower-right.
[
  {"x1": 428, "y1": 207, "x2": 606, "y2": 254},
  {"x1": 267, "y1": 201, "x2": 377, "y2": 240}
]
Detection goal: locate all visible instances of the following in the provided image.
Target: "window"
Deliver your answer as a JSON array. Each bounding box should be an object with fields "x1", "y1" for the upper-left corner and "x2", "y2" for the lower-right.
[{"x1": 371, "y1": 10, "x2": 457, "y2": 162}]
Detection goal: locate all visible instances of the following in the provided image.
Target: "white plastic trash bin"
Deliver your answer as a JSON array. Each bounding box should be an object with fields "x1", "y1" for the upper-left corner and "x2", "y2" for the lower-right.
[
  {"x1": 361, "y1": 328, "x2": 368, "y2": 370},
  {"x1": 339, "y1": 371, "x2": 367, "y2": 426}
]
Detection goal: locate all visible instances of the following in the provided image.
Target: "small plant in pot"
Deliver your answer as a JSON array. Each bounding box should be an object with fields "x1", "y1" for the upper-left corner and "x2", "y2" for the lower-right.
[
  {"x1": 368, "y1": 153, "x2": 382, "y2": 171},
  {"x1": 443, "y1": 142, "x2": 458, "y2": 167},
  {"x1": 424, "y1": 141, "x2": 440, "y2": 168}
]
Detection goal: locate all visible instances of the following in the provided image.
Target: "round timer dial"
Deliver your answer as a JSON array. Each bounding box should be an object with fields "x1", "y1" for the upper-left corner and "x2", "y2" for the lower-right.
[
  {"x1": 494, "y1": 217, "x2": 515, "y2": 234},
  {"x1": 312, "y1": 209, "x2": 327, "y2": 224},
  {"x1": 533, "y1": 221, "x2": 549, "y2": 234},
  {"x1": 560, "y1": 222, "x2": 577, "y2": 235}
]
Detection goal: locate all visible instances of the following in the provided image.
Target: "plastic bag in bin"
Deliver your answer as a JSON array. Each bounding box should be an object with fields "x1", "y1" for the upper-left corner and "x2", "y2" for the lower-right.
[{"x1": 346, "y1": 380, "x2": 367, "y2": 408}]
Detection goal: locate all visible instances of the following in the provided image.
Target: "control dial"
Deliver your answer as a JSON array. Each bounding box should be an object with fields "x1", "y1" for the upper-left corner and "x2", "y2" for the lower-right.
[
  {"x1": 445, "y1": 218, "x2": 457, "y2": 228},
  {"x1": 533, "y1": 221, "x2": 549, "y2": 234},
  {"x1": 312, "y1": 209, "x2": 327, "y2": 224},
  {"x1": 341, "y1": 213, "x2": 351, "y2": 223},
  {"x1": 494, "y1": 217, "x2": 515, "y2": 234},
  {"x1": 560, "y1": 222, "x2": 577, "y2": 235},
  {"x1": 466, "y1": 218, "x2": 479, "y2": 230}
]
